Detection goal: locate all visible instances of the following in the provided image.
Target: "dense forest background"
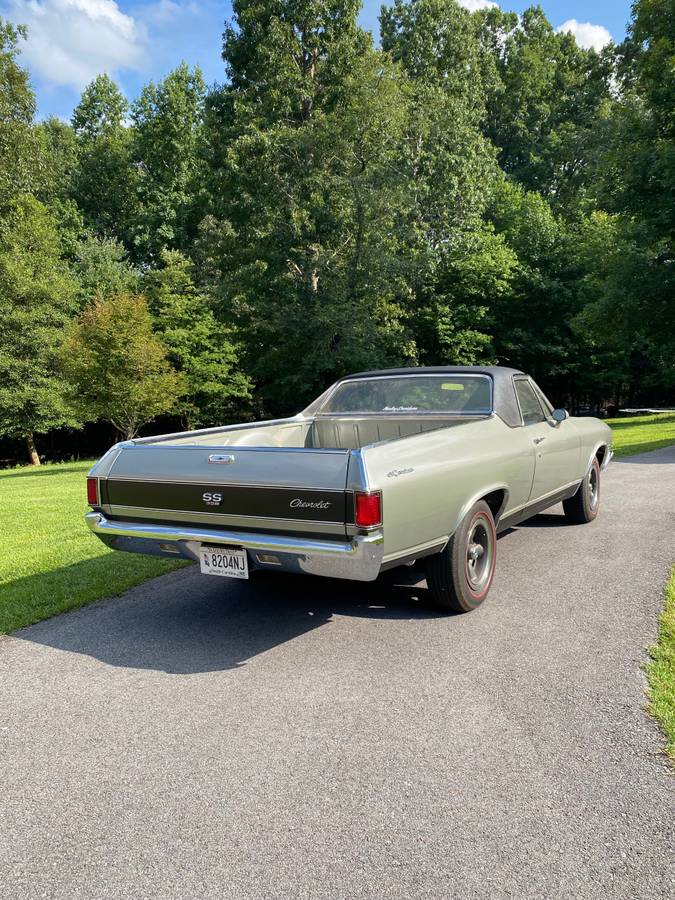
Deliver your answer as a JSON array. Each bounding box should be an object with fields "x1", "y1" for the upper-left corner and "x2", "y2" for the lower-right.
[{"x1": 0, "y1": 0, "x2": 672, "y2": 464}]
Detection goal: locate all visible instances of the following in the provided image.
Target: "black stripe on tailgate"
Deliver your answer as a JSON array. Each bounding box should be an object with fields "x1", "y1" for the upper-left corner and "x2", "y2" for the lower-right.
[{"x1": 105, "y1": 480, "x2": 350, "y2": 523}]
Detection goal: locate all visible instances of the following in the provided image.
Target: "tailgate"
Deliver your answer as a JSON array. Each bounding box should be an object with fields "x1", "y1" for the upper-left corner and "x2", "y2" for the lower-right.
[{"x1": 100, "y1": 445, "x2": 353, "y2": 536}]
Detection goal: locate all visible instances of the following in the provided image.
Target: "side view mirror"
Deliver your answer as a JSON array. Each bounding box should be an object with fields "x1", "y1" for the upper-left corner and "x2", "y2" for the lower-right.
[{"x1": 550, "y1": 408, "x2": 569, "y2": 425}]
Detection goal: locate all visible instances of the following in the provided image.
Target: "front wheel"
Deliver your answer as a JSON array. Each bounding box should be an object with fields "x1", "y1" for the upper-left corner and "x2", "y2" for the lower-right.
[
  {"x1": 425, "y1": 500, "x2": 497, "y2": 613},
  {"x1": 563, "y1": 457, "x2": 600, "y2": 524}
]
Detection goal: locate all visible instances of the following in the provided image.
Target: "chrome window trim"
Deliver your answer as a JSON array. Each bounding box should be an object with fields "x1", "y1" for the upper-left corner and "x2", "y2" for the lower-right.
[
  {"x1": 529, "y1": 378, "x2": 554, "y2": 417},
  {"x1": 512, "y1": 375, "x2": 547, "y2": 427}
]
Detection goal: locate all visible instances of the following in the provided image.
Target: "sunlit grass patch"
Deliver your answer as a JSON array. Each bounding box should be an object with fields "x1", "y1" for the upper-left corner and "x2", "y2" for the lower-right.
[
  {"x1": 606, "y1": 412, "x2": 675, "y2": 457},
  {"x1": 0, "y1": 460, "x2": 188, "y2": 634},
  {"x1": 647, "y1": 570, "x2": 675, "y2": 761}
]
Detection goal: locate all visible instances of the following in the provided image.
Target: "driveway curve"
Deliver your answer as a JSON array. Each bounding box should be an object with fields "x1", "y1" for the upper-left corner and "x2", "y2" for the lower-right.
[{"x1": 1, "y1": 446, "x2": 674, "y2": 899}]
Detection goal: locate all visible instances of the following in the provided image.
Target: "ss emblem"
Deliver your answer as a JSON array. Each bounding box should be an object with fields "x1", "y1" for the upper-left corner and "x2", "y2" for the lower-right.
[{"x1": 202, "y1": 491, "x2": 223, "y2": 506}]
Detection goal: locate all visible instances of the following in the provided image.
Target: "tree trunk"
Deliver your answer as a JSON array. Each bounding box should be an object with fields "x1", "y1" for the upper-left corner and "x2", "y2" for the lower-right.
[{"x1": 25, "y1": 432, "x2": 40, "y2": 466}]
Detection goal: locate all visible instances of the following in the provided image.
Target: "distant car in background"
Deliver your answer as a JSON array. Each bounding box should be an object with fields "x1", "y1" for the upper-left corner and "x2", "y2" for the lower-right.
[{"x1": 573, "y1": 405, "x2": 607, "y2": 418}]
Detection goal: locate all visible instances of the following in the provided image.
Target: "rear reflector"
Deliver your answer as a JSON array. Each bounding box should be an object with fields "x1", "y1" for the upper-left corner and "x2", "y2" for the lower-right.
[
  {"x1": 87, "y1": 477, "x2": 98, "y2": 506},
  {"x1": 354, "y1": 491, "x2": 382, "y2": 528}
]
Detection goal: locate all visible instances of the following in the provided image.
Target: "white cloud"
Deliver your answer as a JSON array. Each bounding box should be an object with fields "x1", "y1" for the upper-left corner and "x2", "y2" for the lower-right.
[
  {"x1": 556, "y1": 19, "x2": 612, "y2": 52},
  {"x1": 457, "y1": 0, "x2": 499, "y2": 10},
  {"x1": 3, "y1": 0, "x2": 145, "y2": 90},
  {"x1": 142, "y1": 0, "x2": 180, "y2": 25}
]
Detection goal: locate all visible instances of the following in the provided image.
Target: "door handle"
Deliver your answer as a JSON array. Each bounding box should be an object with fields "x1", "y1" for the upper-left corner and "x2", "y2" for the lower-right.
[{"x1": 533, "y1": 437, "x2": 546, "y2": 445}]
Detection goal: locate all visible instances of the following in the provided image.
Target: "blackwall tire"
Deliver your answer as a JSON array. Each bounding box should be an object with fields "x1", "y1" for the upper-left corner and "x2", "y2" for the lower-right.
[
  {"x1": 563, "y1": 457, "x2": 601, "y2": 524},
  {"x1": 426, "y1": 500, "x2": 497, "y2": 613}
]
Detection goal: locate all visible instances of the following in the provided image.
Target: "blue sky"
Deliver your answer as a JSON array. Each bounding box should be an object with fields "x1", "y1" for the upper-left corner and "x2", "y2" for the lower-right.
[{"x1": 0, "y1": 0, "x2": 633, "y2": 120}]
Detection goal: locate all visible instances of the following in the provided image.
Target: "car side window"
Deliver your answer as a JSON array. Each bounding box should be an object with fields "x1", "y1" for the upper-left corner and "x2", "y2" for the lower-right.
[
  {"x1": 515, "y1": 379, "x2": 547, "y2": 426},
  {"x1": 530, "y1": 379, "x2": 554, "y2": 417}
]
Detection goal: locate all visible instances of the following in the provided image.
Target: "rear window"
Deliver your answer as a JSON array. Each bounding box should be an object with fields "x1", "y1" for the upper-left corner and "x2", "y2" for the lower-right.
[{"x1": 318, "y1": 375, "x2": 493, "y2": 415}]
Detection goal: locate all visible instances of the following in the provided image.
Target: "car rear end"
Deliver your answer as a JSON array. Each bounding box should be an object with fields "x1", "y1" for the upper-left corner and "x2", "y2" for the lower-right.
[{"x1": 85, "y1": 441, "x2": 384, "y2": 582}]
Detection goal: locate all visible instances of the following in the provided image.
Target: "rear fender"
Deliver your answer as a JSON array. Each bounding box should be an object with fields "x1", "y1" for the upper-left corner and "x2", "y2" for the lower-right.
[{"x1": 452, "y1": 484, "x2": 510, "y2": 538}]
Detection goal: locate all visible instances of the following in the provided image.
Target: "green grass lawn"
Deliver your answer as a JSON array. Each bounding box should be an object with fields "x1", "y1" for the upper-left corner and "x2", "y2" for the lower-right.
[
  {"x1": 0, "y1": 460, "x2": 188, "y2": 635},
  {"x1": 606, "y1": 412, "x2": 675, "y2": 457},
  {"x1": 647, "y1": 569, "x2": 675, "y2": 761}
]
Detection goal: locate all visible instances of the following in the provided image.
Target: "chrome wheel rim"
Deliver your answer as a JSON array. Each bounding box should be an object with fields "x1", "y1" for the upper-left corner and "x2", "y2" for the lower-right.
[
  {"x1": 466, "y1": 517, "x2": 493, "y2": 594},
  {"x1": 588, "y1": 465, "x2": 599, "y2": 510}
]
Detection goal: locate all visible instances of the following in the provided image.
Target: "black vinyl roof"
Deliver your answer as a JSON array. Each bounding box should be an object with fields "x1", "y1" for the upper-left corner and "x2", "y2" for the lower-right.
[{"x1": 340, "y1": 365, "x2": 525, "y2": 427}]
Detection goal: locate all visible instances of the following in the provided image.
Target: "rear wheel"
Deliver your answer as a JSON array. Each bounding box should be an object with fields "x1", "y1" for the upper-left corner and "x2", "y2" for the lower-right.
[
  {"x1": 563, "y1": 457, "x2": 600, "y2": 524},
  {"x1": 426, "y1": 500, "x2": 497, "y2": 613}
]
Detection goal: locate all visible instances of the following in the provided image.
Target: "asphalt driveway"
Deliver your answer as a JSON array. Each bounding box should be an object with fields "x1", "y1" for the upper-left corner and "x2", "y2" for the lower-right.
[{"x1": 1, "y1": 447, "x2": 674, "y2": 899}]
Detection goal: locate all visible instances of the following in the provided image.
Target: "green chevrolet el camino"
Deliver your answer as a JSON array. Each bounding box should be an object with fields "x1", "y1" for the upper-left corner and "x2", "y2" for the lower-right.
[{"x1": 86, "y1": 366, "x2": 613, "y2": 613}]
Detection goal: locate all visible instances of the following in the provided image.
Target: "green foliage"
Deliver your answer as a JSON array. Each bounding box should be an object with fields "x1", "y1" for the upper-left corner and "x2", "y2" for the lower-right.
[
  {"x1": 0, "y1": 18, "x2": 43, "y2": 205},
  {"x1": 71, "y1": 75, "x2": 137, "y2": 242},
  {"x1": 36, "y1": 116, "x2": 78, "y2": 204},
  {"x1": 381, "y1": 0, "x2": 499, "y2": 121},
  {"x1": 72, "y1": 234, "x2": 140, "y2": 302},
  {"x1": 223, "y1": 0, "x2": 369, "y2": 124},
  {"x1": 483, "y1": 6, "x2": 614, "y2": 204},
  {"x1": 144, "y1": 250, "x2": 251, "y2": 428},
  {"x1": 0, "y1": 196, "x2": 79, "y2": 456},
  {"x1": 589, "y1": 0, "x2": 675, "y2": 386},
  {"x1": 131, "y1": 64, "x2": 206, "y2": 261},
  {"x1": 0, "y1": 0, "x2": 672, "y2": 459},
  {"x1": 207, "y1": 9, "x2": 421, "y2": 412},
  {"x1": 60, "y1": 293, "x2": 185, "y2": 439}
]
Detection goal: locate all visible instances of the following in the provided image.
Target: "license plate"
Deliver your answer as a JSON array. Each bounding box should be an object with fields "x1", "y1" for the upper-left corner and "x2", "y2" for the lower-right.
[{"x1": 199, "y1": 546, "x2": 249, "y2": 579}]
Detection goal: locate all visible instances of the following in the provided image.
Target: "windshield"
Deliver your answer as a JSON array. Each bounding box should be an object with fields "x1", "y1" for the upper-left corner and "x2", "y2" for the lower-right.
[{"x1": 318, "y1": 375, "x2": 492, "y2": 415}]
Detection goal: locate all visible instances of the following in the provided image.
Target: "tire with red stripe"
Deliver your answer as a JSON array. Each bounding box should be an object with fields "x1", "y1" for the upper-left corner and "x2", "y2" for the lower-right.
[
  {"x1": 426, "y1": 500, "x2": 497, "y2": 613},
  {"x1": 563, "y1": 457, "x2": 600, "y2": 524}
]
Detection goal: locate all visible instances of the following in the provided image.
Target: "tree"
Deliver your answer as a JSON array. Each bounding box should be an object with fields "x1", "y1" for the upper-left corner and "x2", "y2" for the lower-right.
[
  {"x1": 144, "y1": 250, "x2": 251, "y2": 428},
  {"x1": 130, "y1": 64, "x2": 206, "y2": 262},
  {"x1": 60, "y1": 293, "x2": 185, "y2": 439},
  {"x1": 485, "y1": 179, "x2": 572, "y2": 389},
  {"x1": 35, "y1": 117, "x2": 85, "y2": 258},
  {"x1": 36, "y1": 116, "x2": 78, "y2": 204},
  {"x1": 72, "y1": 234, "x2": 140, "y2": 303},
  {"x1": 0, "y1": 18, "x2": 43, "y2": 205},
  {"x1": 380, "y1": 0, "x2": 510, "y2": 368},
  {"x1": 0, "y1": 196, "x2": 78, "y2": 464},
  {"x1": 481, "y1": 5, "x2": 614, "y2": 205},
  {"x1": 587, "y1": 0, "x2": 675, "y2": 391},
  {"x1": 71, "y1": 75, "x2": 137, "y2": 244},
  {"x1": 380, "y1": 0, "x2": 500, "y2": 123},
  {"x1": 200, "y1": 0, "x2": 421, "y2": 413}
]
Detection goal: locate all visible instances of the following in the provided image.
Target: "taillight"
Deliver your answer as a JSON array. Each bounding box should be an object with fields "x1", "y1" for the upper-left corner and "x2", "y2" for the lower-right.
[
  {"x1": 354, "y1": 491, "x2": 382, "y2": 528},
  {"x1": 87, "y1": 477, "x2": 99, "y2": 506}
]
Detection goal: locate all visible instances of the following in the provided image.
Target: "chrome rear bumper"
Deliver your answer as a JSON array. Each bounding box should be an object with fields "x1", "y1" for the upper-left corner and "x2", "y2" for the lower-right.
[{"x1": 85, "y1": 512, "x2": 384, "y2": 581}]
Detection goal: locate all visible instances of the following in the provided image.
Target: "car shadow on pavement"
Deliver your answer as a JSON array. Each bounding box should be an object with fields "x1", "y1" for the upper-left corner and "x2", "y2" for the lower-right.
[
  {"x1": 515, "y1": 511, "x2": 568, "y2": 528},
  {"x1": 15, "y1": 565, "x2": 446, "y2": 675},
  {"x1": 14, "y1": 511, "x2": 581, "y2": 675}
]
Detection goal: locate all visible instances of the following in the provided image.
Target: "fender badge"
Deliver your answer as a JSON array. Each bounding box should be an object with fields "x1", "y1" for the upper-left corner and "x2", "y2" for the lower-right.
[{"x1": 208, "y1": 454, "x2": 235, "y2": 465}]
